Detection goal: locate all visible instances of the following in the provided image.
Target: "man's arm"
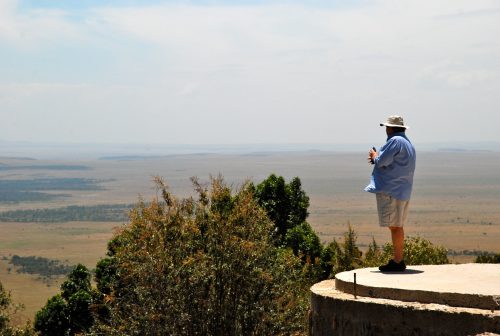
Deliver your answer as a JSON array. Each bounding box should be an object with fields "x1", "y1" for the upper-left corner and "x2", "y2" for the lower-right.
[{"x1": 371, "y1": 139, "x2": 400, "y2": 167}]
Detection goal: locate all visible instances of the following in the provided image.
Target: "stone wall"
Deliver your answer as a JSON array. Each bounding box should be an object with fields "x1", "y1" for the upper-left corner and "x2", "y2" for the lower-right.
[{"x1": 310, "y1": 280, "x2": 500, "y2": 336}]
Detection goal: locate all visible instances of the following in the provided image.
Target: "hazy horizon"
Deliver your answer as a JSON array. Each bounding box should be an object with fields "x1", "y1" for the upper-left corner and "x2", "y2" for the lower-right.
[{"x1": 1, "y1": 139, "x2": 499, "y2": 160}]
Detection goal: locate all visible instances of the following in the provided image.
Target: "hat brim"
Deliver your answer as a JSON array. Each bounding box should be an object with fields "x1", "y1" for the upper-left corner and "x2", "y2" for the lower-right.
[{"x1": 380, "y1": 123, "x2": 409, "y2": 129}]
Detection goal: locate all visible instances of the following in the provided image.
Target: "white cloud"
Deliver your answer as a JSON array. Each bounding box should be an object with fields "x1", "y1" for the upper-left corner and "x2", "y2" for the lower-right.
[
  {"x1": 419, "y1": 61, "x2": 496, "y2": 88},
  {"x1": 0, "y1": 0, "x2": 499, "y2": 144},
  {"x1": 0, "y1": 1, "x2": 81, "y2": 49}
]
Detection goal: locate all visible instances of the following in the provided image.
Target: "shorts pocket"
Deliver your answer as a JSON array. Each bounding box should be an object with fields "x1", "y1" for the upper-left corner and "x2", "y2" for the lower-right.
[{"x1": 377, "y1": 193, "x2": 394, "y2": 226}]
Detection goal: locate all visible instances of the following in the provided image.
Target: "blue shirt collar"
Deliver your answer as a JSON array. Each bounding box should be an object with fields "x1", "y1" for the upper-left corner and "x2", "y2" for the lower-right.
[{"x1": 387, "y1": 131, "x2": 407, "y2": 141}]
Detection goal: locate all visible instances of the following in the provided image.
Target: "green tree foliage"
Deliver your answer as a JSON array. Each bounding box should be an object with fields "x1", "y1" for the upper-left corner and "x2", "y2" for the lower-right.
[
  {"x1": 34, "y1": 295, "x2": 69, "y2": 336},
  {"x1": 94, "y1": 257, "x2": 118, "y2": 295},
  {"x1": 253, "y1": 175, "x2": 325, "y2": 281},
  {"x1": 92, "y1": 176, "x2": 308, "y2": 335},
  {"x1": 34, "y1": 264, "x2": 94, "y2": 336},
  {"x1": 284, "y1": 221, "x2": 322, "y2": 263},
  {"x1": 475, "y1": 253, "x2": 500, "y2": 263},
  {"x1": 253, "y1": 174, "x2": 309, "y2": 243},
  {"x1": 286, "y1": 177, "x2": 309, "y2": 229},
  {"x1": 0, "y1": 281, "x2": 34, "y2": 336}
]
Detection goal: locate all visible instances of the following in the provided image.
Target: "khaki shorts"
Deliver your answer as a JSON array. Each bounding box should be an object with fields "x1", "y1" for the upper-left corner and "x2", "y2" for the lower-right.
[{"x1": 376, "y1": 193, "x2": 409, "y2": 227}]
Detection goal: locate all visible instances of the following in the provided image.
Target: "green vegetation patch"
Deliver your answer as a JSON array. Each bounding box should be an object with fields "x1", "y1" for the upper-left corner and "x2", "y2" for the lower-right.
[
  {"x1": 0, "y1": 204, "x2": 133, "y2": 222},
  {"x1": 9, "y1": 255, "x2": 75, "y2": 279},
  {"x1": 0, "y1": 178, "x2": 107, "y2": 203},
  {"x1": 0, "y1": 190, "x2": 69, "y2": 203},
  {"x1": 475, "y1": 253, "x2": 500, "y2": 263}
]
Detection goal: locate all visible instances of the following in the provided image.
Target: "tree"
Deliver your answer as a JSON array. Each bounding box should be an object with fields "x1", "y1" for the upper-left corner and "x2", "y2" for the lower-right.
[
  {"x1": 33, "y1": 295, "x2": 69, "y2": 336},
  {"x1": 284, "y1": 221, "x2": 323, "y2": 263},
  {"x1": 287, "y1": 177, "x2": 309, "y2": 228},
  {"x1": 92, "y1": 176, "x2": 309, "y2": 335},
  {"x1": 253, "y1": 175, "x2": 325, "y2": 280},
  {"x1": 253, "y1": 174, "x2": 292, "y2": 240},
  {"x1": 253, "y1": 175, "x2": 309, "y2": 243},
  {"x1": 34, "y1": 264, "x2": 94, "y2": 336}
]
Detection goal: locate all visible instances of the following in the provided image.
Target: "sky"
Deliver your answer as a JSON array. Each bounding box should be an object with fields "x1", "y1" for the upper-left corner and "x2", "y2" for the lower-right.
[{"x1": 1, "y1": 0, "x2": 499, "y2": 146}]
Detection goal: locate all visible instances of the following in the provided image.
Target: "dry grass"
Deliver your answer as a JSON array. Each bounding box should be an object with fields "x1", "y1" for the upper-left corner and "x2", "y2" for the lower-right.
[{"x1": 0, "y1": 221, "x2": 117, "y2": 325}]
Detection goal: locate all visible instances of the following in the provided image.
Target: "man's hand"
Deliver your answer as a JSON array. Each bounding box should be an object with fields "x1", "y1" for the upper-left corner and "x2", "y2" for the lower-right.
[{"x1": 368, "y1": 148, "x2": 378, "y2": 164}]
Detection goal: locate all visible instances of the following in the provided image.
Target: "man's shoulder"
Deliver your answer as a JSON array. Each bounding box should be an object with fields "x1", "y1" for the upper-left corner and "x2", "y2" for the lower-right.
[{"x1": 390, "y1": 134, "x2": 413, "y2": 146}]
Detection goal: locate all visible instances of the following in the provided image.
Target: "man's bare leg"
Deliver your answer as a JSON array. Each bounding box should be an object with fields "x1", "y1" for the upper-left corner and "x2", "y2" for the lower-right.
[{"x1": 389, "y1": 226, "x2": 404, "y2": 263}]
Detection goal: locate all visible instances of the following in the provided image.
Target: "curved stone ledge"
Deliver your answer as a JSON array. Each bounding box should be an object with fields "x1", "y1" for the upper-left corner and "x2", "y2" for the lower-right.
[
  {"x1": 310, "y1": 264, "x2": 500, "y2": 336},
  {"x1": 335, "y1": 264, "x2": 500, "y2": 310}
]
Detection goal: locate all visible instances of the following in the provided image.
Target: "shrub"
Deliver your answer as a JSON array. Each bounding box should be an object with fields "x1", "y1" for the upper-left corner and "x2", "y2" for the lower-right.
[
  {"x1": 92, "y1": 176, "x2": 309, "y2": 335},
  {"x1": 402, "y1": 236, "x2": 449, "y2": 265},
  {"x1": 475, "y1": 253, "x2": 500, "y2": 263},
  {"x1": 367, "y1": 236, "x2": 449, "y2": 266}
]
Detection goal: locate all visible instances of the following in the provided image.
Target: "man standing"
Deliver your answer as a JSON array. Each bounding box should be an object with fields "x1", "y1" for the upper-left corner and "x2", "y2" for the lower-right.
[{"x1": 365, "y1": 116, "x2": 416, "y2": 272}]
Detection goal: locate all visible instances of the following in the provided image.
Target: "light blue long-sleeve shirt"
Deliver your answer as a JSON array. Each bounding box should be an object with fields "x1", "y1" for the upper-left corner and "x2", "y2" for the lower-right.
[{"x1": 364, "y1": 132, "x2": 416, "y2": 201}]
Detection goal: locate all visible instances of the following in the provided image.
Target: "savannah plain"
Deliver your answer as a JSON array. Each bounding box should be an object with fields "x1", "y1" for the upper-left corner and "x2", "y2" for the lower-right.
[{"x1": 1, "y1": 150, "x2": 499, "y2": 324}]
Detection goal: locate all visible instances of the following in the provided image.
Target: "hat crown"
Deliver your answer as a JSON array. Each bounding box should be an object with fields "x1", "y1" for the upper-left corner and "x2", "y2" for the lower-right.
[
  {"x1": 386, "y1": 115, "x2": 404, "y2": 126},
  {"x1": 380, "y1": 115, "x2": 409, "y2": 128}
]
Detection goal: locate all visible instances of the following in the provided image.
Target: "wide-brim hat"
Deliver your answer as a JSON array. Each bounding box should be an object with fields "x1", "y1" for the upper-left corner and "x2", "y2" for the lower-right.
[{"x1": 380, "y1": 115, "x2": 409, "y2": 129}]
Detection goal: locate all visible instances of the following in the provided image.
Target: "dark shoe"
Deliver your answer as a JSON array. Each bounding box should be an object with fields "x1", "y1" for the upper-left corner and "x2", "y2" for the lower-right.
[{"x1": 379, "y1": 259, "x2": 406, "y2": 272}]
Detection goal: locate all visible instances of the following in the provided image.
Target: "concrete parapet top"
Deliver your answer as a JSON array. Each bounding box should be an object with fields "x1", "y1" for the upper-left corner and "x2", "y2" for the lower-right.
[{"x1": 333, "y1": 263, "x2": 500, "y2": 310}]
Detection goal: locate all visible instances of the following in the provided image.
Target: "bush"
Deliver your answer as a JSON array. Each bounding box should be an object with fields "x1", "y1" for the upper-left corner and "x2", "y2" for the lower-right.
[
  {"x1": 362, "y1": 235, "x2": 449, "y2": 267},
  {"x1": 92, "y1": 176, "x2": 309, "y2": 335},
  {"x1": 319, "y1": 229, "x2": 450, "y2": 279},
  {"x1": 402, "y1": 236, "x2": 449, "y2": 265},
  {"x1": 475, "y1": 253, "x2": 500, "y2": 263}
]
